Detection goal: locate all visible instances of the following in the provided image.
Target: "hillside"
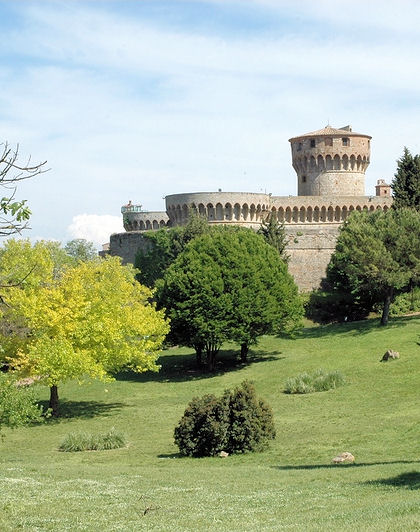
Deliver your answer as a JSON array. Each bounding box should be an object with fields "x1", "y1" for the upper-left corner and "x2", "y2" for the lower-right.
[{"x1": 0, "y1": 316, "x2": 419, "y2": 531}]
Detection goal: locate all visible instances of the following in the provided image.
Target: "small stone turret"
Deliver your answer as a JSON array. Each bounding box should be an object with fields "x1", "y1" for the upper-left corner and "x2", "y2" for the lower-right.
[
  {"x1": 375, "y1": 179, "x2": 391, "y2": 197},
  {"x1": 289, "y1": 125, "x2": 371, "y2": 196}
]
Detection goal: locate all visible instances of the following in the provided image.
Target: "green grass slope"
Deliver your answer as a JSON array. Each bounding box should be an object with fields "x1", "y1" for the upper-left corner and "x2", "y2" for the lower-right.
[{"x1": 1, "y1": 316, "x2": 419, "y2": 531}]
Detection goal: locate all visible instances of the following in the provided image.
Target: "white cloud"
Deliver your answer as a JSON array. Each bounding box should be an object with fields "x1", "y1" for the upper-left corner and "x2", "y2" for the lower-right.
[
  {"x1": 1, "y1": 1, "x2": 420, "y2": 244},
  {"x1": 67, "y1": 214, "x2": 124, "y2": 248}
]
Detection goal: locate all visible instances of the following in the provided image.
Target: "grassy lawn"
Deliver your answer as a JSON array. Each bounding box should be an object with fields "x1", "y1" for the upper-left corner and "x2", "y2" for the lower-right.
[{"x1": 1, "y1": 316, "x2": 419, "y2": 531}]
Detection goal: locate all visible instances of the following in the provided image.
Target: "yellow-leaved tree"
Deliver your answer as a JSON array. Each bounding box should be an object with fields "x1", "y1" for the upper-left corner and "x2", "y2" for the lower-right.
[{"x1": 1, "y1": 241, "x2": 169, "y2": 416}]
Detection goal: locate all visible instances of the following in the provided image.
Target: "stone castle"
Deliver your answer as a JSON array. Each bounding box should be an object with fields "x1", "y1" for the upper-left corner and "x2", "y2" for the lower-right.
[{"x1": 108, "y1": 125, "x2": 393, "y2": 291}]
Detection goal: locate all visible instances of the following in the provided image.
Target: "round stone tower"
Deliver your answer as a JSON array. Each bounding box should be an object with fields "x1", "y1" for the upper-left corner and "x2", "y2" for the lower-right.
[{"x1": 289, "y1": 125, "x2": 371, "y2": 196}]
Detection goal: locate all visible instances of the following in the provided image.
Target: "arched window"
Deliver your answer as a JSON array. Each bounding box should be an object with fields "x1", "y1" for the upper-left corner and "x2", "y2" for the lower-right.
[
  {"x1": 326, "y1": 155, "x2": 333, "y2": 170},
  {"x1": 250, "y1": 204, "x2": 256, "y2": 221},
  {"x1": 306, "y1": 206, "x2": 313, "y2": 222},
  {"x1": 342, "y1": 154, "x2": 349, "y2": 170},
  {"x1": 216, "y1": 203, "x2": 223, "y2": 220},
  {"x1": 335, "y1": 206, "x2": 341, "y2": 221},
  {"x1": 234, "y1": 203, "x2": 241, "y2": 220},
  {"x1": 225, "y1": 203, "x2": 232, "y2": 220},
  {"x1": 207, "y1": 203, "x2": 215, "y2": 220},
  {"x1": 333, "y1": 154, "x2": 341, "y2": 170},
  {"x1": 278, "y1": 207, "x2": 285, "y2": 222},
  {"x1": 242, "y1": 203, "x2": 249, "y2": 220},
  {"x1": 285, "y1": 207, "x2": 292, "y2": 223},
  {"x1": 299, "y1": 206, "x2": 306, "y2": 222},
  {"x1": 313, "y1": 206, "x2": 320, "y2": 222}
]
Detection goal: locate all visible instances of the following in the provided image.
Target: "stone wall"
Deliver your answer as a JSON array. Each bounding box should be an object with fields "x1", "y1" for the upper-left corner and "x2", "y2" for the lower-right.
[
  {"x1": 284, "y1": 224, "x2": 340, "y2": 291},
  {"x1": 109, "y1": 231, "x2": 154, "y2": 265}
]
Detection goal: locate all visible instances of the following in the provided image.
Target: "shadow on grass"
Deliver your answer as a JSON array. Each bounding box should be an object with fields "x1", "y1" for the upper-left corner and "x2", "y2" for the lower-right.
[
  {"x1": 116, "y1": 349, "x2": 283, "y2": 383},
  {"x1": 366, "y1": 470, "x2": 420, "y2": 490},
  {"x1": 273, "y1": 460, "x2": 420, "y2": 471},
  {"x1": 38, "y1": 399, "x2": 127, "y2": 421},
  {"x1": 298, "y1": 314, "x2": 420, "y2": 340}
]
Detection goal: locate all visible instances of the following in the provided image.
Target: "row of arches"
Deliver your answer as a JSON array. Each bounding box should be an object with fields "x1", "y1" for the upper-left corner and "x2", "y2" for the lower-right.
[
  {"x1": 166, "y1": 202, "x2": 389, "y2": 225},
  {"x1": 167, "y1": 202, "x2": 269, "y2": 224},
  {"x1": 274, "y1": 204, "x2": 389, "y2": 223},
  {"x1": 125, "y1": 219, "x2": 168, "y2": 231},
  {"x1": 293, "y1": 153, "x2": 369, "y2": 174}
]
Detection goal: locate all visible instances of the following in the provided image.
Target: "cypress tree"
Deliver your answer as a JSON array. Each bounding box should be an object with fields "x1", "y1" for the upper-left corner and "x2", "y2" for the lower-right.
[{"x1": 391, "y1": 147, "x2": 420, "y2": 210}]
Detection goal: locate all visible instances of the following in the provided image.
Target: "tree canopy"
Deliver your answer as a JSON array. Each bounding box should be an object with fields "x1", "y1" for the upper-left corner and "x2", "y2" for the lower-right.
[
  {"x1": 157, "y1": 227, "x2": 303, "y2": 370},
  {"x1": 391, "y1": 147, "x2": 420, "y2": 210},
  {"x1": 64, "y1": 239, "x2": 98, "y2": 263},
  {"x1": 0, "y1": 241, "x2": 169, "y2": 415},
  {"x1": 321, "y1": 209, "x2": 420, "y2": 325},
  {"x1": 135, "y1": 212, "x2": 208, "y2": 287}
]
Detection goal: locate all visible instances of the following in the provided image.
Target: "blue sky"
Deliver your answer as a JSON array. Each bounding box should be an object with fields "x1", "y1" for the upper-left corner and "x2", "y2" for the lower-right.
[{"x1": 1, "y1": 0, "x2": 420, "y2": 246}]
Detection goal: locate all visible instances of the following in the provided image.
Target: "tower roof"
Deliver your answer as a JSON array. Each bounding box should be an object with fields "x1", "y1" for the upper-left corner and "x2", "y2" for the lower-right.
[{"x1": 289, "y1": 125, "x2": 371, "y2": 142}]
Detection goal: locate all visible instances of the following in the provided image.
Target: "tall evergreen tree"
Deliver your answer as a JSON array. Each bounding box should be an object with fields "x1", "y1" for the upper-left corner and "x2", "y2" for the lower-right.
[
  {"x1": 257, "y1": 213, "x2": 289, "y2": 261},
  {"x1": 391, "y1": 147, "x2": 420, "y2": 210}
]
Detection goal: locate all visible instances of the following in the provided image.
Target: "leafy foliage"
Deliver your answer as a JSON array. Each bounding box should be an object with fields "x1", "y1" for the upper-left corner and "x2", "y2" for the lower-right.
[
  {"x1": 64, "y1": 239, "x2": 98, "y2": 263},
  {"x1": 223, "y1": 380, "x2": 276, "y2": 453},
  {"x1": 59, "y1": 428, "x2": 126, "y2": 452},
  {"x1": 157, "y1": 227, "x2": 303, "y2": 369},
  {"x1": 391, "y1": 147, "x2": 420, "y2": 210},
  {"x1": 174, "y1": 381, "x2": 275, "y2": 457},
  {"x1": 135, "y1": 212, "x2": 208, "y2": 287},
  {"x1": 0, "y1": 374, "x2": 44, "y2": 435},
  {"x1": 284, "y1": 369, "x2": 345, "y2": 394},
  {"x1": 0, "y1": 242, "x2": 169, "y2": 415},
  {"x1": 309, "y1": 209, "x2": 420, "y2": 325}
]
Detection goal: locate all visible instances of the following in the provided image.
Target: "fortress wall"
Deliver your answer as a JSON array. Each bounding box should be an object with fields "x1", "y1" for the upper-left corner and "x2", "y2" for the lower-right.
[
  {"x1": 284, "y1": 224, "x2": 340, "y2": 291},
  {"x1": 109, "y1": 232, "x2": 154, "y2": 265},
  {"x1": 123, "y1": 211, "x2": 169, "y2": 231}
]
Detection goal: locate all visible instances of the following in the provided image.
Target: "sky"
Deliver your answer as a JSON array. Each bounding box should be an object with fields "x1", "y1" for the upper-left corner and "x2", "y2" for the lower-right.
[{"x1": 1, "y1": 0, "x2": 420, "y2": 248}]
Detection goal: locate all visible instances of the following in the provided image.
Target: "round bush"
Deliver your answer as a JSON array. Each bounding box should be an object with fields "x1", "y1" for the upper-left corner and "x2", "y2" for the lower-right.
[{"x1": 174, "y1": 381, "x2": 275, "y2": 457}]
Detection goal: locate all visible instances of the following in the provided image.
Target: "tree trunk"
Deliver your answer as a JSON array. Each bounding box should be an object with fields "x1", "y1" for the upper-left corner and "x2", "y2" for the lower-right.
[
  {"x1": 49, "y1": 385, "x2": 59, "y2": 417},
  {"x1": 194, "y1": 344, "x2": 203, "y2": 367},
  {"x1": 381, "y1": 288, "x2": 394, "y2": 326},
  {"x1": 240, "y1": 343, "x2": 249, "y2": 363}
]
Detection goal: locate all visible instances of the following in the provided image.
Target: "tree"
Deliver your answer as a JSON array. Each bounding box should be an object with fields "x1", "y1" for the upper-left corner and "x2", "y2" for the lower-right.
[
  {"x1": 324, "y1": 209, "x2": 420, "y2": 325},
  {"x1": 1, "y1": 249, "x2": 169, "y2": 416},
  {"x1": 257, "y1": 212, "x2": 289, "y2": 261},
  {"x1": 157, "y1": 227, "x2": 303, "y2": 370},
  {"x1": 0, "y1": 142, "x2": 47, "y2": 236},
  {"x1": 135, "y1": 211, "x2": 208, "y2": 288},
  {"x1": 64, "y1": 239, "x2": 98, "y2": 263},
  {"x1": 391, "y1": 147, "x2": 420, "y2": 210}
]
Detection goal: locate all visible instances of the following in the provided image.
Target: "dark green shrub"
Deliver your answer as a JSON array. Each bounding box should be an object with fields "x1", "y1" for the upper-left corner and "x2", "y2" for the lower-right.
[
  {"x1": 224, "y1": 381, "x2": 276, "y2": 453},
  {"x1": 59, "y1": 428, "x2": 126, "y2": 452},
  {"x1": 174, "y1": 394, "x2": 229, "y2": 457},
  {"x1": 284, "y1": 369, "x2": 345, "y2": 394},
  {"x1": 174, "y1": 381, "x2": 275, "y2": 457}
]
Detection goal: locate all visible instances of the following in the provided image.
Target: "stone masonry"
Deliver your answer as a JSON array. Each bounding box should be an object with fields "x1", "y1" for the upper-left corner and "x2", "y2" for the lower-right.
[{"x1": 108, "y1": 125, "x2": 393, "y2": 291}]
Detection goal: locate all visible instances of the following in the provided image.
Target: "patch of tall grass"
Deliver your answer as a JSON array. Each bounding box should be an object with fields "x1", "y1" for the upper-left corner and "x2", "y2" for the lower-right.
[
  {"x1": 284, "y1": 369, "x2": 345, "y2": 394},
  {"x1": 59, "y1": 428, "x2": 125, "y2": 452}
]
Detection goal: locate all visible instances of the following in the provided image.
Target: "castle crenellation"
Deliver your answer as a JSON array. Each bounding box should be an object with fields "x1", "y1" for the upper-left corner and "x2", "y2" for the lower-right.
[{"x1": 109, "y1": 125, "x2": 393, "y2": 291}]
